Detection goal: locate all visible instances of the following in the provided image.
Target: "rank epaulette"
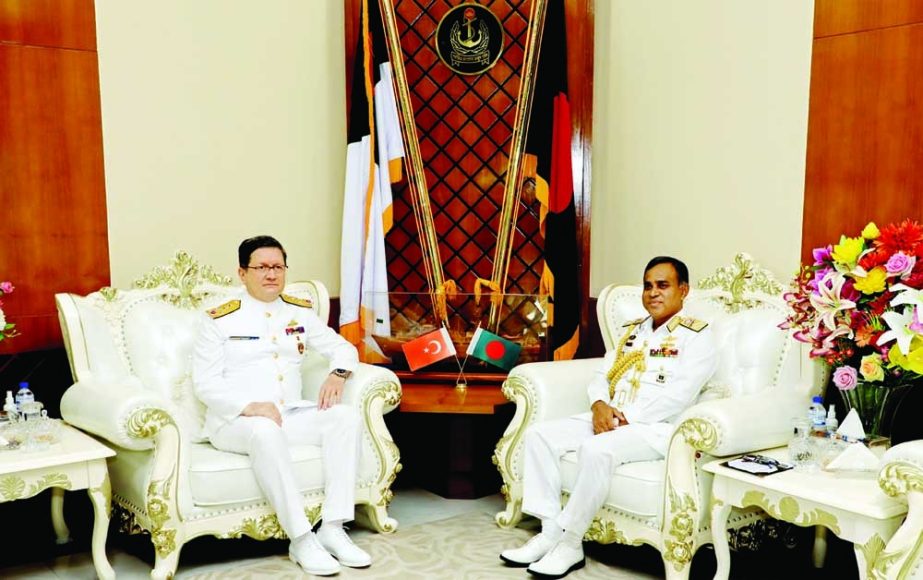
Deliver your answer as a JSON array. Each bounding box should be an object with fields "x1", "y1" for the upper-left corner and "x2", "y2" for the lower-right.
[
  {"x1": 622, "y1": 317, "x2": 647, "y2": 327},
  {"x1": 207, "y1": 300, "x2": 240, "y2": 319},
  {"x1": 668, "y1": 316, "x2": 708, "y2": 333},
  {"x1": 281, "y1": 294, "x2": 313, "y2": 308}
]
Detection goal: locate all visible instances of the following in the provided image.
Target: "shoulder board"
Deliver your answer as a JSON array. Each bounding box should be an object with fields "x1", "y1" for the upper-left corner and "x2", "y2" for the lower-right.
[
  {"x1": 622, "y1": 317, "x2": 647, "y2": 328},
  {"x1": 207, "y1": 300, "x2": 240, "y2": 319},
  {"x1": 678, "y1": 317, "x2": 708, "y2": 332},
  {"x1": 281, "y1": 294, "x2": 313, "y2": 308}
]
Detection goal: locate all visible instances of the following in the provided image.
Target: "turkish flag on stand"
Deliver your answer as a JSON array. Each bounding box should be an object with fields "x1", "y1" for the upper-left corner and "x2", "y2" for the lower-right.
[{"x1": 402, "y1": 327, "x2": 457, "y2": 371}]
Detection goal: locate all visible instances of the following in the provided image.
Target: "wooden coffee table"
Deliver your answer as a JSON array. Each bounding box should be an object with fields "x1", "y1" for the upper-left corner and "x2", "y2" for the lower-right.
[{"x1": 0, "y1": 422, "x2": 116, "y2": 579}]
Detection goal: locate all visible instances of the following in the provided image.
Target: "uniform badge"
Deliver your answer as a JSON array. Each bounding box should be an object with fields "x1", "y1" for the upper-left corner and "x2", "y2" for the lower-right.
[
  {"x1": 297, "y1": 342, "x2": 305, "y2": 355},
  {"x1": 285, "y1": 326, "x2": 305, "y2": 336},
  {"x1": 657, "y1": 373, "x2": 666, "y2": 384}
]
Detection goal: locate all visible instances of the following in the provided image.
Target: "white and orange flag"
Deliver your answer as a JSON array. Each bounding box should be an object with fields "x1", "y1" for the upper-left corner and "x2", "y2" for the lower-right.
[{"x1": 339, "y1": 0, "x2": 404, "y2": 362}]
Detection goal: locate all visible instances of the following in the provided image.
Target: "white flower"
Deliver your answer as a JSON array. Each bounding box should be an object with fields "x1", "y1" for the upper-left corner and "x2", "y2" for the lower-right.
[
  {"x1": 0, "y1": 308, "x2": 5, "y2": 329},
  {"x1": 879, "y1": 306, "x2": 918, "y2": 355}
]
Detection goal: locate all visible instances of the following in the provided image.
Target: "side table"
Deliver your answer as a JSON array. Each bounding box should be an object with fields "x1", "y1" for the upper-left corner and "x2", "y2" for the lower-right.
[
  {"x1": 705, "y1": 447, "x2": 907, "y2": 580},
  {"x1": 387, "y1": 371, "x2": 513, "y2": 498},
  {"x1": 0, "y1": 422, "x2": 116, "y2": 580}
]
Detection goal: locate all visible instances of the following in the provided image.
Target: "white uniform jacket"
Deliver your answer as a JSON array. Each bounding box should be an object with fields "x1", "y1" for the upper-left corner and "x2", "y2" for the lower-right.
[
  {"x1": 584, "y1": 310, "x2": 718, "y2": 454},
  {"x1": 193, "y1": 290, "x2": 359, "y2": 437}
]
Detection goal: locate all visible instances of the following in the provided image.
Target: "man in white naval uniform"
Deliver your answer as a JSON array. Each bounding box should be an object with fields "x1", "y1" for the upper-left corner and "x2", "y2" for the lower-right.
[
  {"x1": 193, "y1": 235, "x2": 370, "y2": 576},
  {"x1": 500, "y1": 257, "x2": 718, "y2": 578}
]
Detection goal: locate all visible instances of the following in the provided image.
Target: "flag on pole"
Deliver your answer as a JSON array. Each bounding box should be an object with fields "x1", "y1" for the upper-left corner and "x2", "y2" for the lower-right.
[
  {"x1": 402, "y1": 327, "x2": 457, "y2": 371},
  {"x1": 524, "y1": 0, "x2": 580, "y2": 361},
  {"x1": 466, "y1": 327, "x2": 522, "y2": 371},
  {"x1": 339, "y1": 0, "x2": 405, "y2": 362}
]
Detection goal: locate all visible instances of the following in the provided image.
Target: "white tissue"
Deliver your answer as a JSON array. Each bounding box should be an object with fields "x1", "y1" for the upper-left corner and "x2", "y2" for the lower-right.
[
  {"x1": 836, "y1": 408, "x2": 866, "y2": 441},
  {"x1": 825, "y1": 441, "x2": 880, "y2": 471}
]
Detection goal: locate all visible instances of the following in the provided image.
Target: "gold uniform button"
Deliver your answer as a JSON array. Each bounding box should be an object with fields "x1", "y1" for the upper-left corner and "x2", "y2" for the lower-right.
[
  {"x1": 273, "y1": 352, "x2": 279, "y2": 359},
  {"x1": 265, "y1": 312, "x2": 272, "y2": 318},
  {"x1": 271, "y1": 336, "x2": 277, "y2": 343},
  {"x1": 277, "y1": 375, "x2": 284, "y2": 382}
]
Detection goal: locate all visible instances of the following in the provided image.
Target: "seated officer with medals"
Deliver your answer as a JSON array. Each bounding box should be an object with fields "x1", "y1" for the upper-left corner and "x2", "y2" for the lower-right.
[
  {"x1": 500, "y1": 256, "x2": 717, "y2": 578},
  {"x1": 193, "y1": 235, "x2": 370, "y2": 576}
]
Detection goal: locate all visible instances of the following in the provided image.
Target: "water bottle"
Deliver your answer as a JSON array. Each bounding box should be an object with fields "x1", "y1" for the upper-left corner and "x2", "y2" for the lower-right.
[
  {"x1": 14, "y1": 382, "x2": 34, "y2": 412},
  {"x1": 808, "y1": 395, "x2": 826, "y2": 435},
  {"x1": 824, "y1": 405, "x2": 839, "y2": 435}
]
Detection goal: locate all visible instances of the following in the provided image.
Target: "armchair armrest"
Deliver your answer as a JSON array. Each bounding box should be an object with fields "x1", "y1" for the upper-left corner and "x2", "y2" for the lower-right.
[
  {"x1": 493, "y1": 358, "x2": 600, "y2": 528},
  {"x1": 877, "y1": 441, "x2": 923, "y2": 577},
  {"x1": 503, "y1": 358, "x2": 602, "y2": 423},
  {"x1": 675, "y1": 389, "x2": 811, "y2": 456},
  {"x1": 60, "y1": 375, "x2": 179, "y2": 451}
]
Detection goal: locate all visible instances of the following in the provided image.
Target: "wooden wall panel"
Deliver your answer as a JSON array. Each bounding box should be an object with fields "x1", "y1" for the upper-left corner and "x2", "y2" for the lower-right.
[
  {"x1": 0, "y1": 0, "x2": 96, "y2": 50},
  {"x1": 814, "y1": 0, "x2": 923, "y2": 39},
  {"x1": 0, "y1": 0, "x2": 108, "y2": 353},
  {"x1": 802, "y1": 12, "x2": 923, "y2": 263}
]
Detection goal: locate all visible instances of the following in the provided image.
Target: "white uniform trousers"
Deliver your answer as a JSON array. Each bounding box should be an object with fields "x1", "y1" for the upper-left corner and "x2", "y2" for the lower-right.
[
  {"x1": 522, "y1": 415, "x2": 663, "y2": 537},
  {"x1": 210, "y1": 404, "x2": 361, "y2": 540}
]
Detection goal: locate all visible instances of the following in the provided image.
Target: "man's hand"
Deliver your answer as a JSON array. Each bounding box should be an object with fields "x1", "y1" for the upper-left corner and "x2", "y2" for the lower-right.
[
  {"x1": 318, "y1": 375, "x2": 346, "y2": 410},
  {"x1": 591, "y1": 401, "x2": 628, "y2": 434},
  {"x1": 241, "y1": 401, "x2": 282, "y2": 426}
]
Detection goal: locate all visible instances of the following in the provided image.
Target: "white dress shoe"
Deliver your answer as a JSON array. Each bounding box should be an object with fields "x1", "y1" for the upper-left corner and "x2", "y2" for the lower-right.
[
  {"x1": 289, "y1": 533, "x2": 341, "y2": 576},
  {"x1": 527, "y1": 541, "x2": 585, "y2": 579},
  {"x1": 317, "y1": 526, "x2": 372, "y2": 568},
  {"x1": 500, "y1": 532, "x2": 557, "y2": 567}
]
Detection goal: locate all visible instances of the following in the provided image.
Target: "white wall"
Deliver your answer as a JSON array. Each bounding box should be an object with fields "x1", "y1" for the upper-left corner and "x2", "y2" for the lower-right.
[
  {"x1": 96, "y1": 0, "x2": 347, "y2": 288},
  {"x1": 590, "y1": 1, "x2": 815, "y2": 291},
  {"x1": 96, "y1": 1, "x2": 814, "y2": 295}
]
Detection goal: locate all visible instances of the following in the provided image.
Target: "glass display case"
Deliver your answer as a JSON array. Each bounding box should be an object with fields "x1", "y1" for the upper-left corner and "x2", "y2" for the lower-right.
[{"x1": 361, "y1": 291, "x2": 550, "y2": 373}]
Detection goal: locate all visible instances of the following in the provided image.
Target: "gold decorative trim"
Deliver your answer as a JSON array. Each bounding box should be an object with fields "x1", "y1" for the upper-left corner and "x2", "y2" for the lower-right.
[
  {"x1": 99, "y1": 286, "x2": 119, "y2": 301},
  {"x1": 677, "y1": 418, "x2": 719, "y2": 452},
  {"x1": 222, "y1": 513, "x2": 286, "y2": 540},
  {"x1": 0, "y1": 473, "x2": 72, "y2": 502},
  {"x1": 858, "y1": 533, "x2": 900, "y2": 579},
  {"x1": 147, "y1": 474, "x2": 177, "y2": 558},
  {"x1": 697, "y1": 253, "x2": 783, "y2": 312},
  {"x1": 362, "y1": 380, "x2": 402, "y2": 510},
  {"x1": 740, "y1": 491, "x2": 841, "y2": 535},
  {"x1": 126, "y1": 408, "x2": 175, "y2": 439},
  {"x1": 132, "y1": 251, "x2": 234, "y2": 308},
  {"x1": 878, "y1": 461, "x2": 923, "y2": 497},
  {"x1": 492, "y1": 375, "x2": 535, "y2": 528},
  {"x1": 663, "y1": 485, "x2": 697, "y2": 571}
]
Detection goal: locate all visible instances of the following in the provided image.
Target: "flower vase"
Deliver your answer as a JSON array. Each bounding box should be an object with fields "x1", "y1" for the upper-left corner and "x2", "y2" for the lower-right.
[{"x1": 839, "y1": 382, "x2": 908, "y2": 439}]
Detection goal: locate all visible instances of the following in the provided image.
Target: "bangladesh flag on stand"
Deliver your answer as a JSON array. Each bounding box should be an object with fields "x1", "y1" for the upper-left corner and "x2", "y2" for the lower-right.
[{"x1": 466, "y1": 328, "x2": 522, "y2": 371}]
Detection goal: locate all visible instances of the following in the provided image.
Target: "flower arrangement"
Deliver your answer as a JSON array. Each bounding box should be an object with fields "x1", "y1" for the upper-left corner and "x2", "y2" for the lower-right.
[
  {"x1": 781, "y1": 220, "x2": 923, "y2": 435},
  {"x1": 0, "y1": 280, "x2": 18, "y2": 342}
]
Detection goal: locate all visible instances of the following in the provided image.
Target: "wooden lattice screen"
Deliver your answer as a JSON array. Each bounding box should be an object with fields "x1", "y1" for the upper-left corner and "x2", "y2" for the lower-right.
[{"x1": 344, "y1": 0, "x2": 594, "y2": 356}]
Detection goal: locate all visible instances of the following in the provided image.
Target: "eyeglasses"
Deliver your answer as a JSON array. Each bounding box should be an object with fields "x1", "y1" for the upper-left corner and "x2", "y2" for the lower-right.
[{"x1": 246, "y1": 265, "x2": 288, "y2": 275}]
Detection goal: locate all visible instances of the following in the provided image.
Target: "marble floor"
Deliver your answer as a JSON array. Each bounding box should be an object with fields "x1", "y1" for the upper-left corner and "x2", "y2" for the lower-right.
[{"x1": 0, "y1": 488, "x2": 862, "y2": 579}]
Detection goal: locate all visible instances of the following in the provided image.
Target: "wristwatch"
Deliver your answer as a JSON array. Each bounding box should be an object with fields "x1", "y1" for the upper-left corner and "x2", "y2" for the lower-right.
[{"x1": 330, "y1": 368, "x2": 352, "y2": 380}]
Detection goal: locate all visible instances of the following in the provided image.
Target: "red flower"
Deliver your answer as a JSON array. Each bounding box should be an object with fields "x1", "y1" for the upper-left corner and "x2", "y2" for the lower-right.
[
  {"x1": 875, "y1": 219, "x2": 923, "y2": 257},
  {"x1": 858, "y1": 247, "x2": 889, "y2": 270}
]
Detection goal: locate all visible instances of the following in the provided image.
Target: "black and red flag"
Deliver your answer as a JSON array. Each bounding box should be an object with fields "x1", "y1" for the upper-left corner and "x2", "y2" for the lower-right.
[{"x1": 524, "y1": 0, "x2": 580, "y2": 360}]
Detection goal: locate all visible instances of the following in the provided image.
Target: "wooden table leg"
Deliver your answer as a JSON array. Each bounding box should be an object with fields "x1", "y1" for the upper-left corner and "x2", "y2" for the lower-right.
[
  {"x1": 711, "y1": 501, "x2": 733, "y2": 580},
  {"x1": 87, "y1": 472, "x2": 115, "y2": 580},
  {"x1": 812, "y1": 526, "x2": 828, "y2": 568},
  {"x1": 50, "y1": 487, "x2": 71, "y2": 545}
]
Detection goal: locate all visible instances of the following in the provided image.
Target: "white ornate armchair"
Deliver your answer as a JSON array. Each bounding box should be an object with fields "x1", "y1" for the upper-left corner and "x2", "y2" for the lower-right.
[
  {"x1": 55, "y1": 252, "x2": 402, "y2": 580},
  {"x1": 493, "y1": 254, "x2": 825, "y2": 579},
  {"x1": 876, "y1": 440, "x2": 923, "y2": 578}
]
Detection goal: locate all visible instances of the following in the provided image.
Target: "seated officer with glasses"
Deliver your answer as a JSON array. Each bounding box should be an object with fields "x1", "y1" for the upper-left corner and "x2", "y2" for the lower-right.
[{"x1": 193, "y1": 235, "x2": 369, "y2": 576}]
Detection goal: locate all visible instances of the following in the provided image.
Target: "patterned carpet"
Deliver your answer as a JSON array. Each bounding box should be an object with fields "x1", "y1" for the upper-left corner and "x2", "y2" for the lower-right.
[{"x1": 184, "y1": 511, "x2": 639, "y2": 579}]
